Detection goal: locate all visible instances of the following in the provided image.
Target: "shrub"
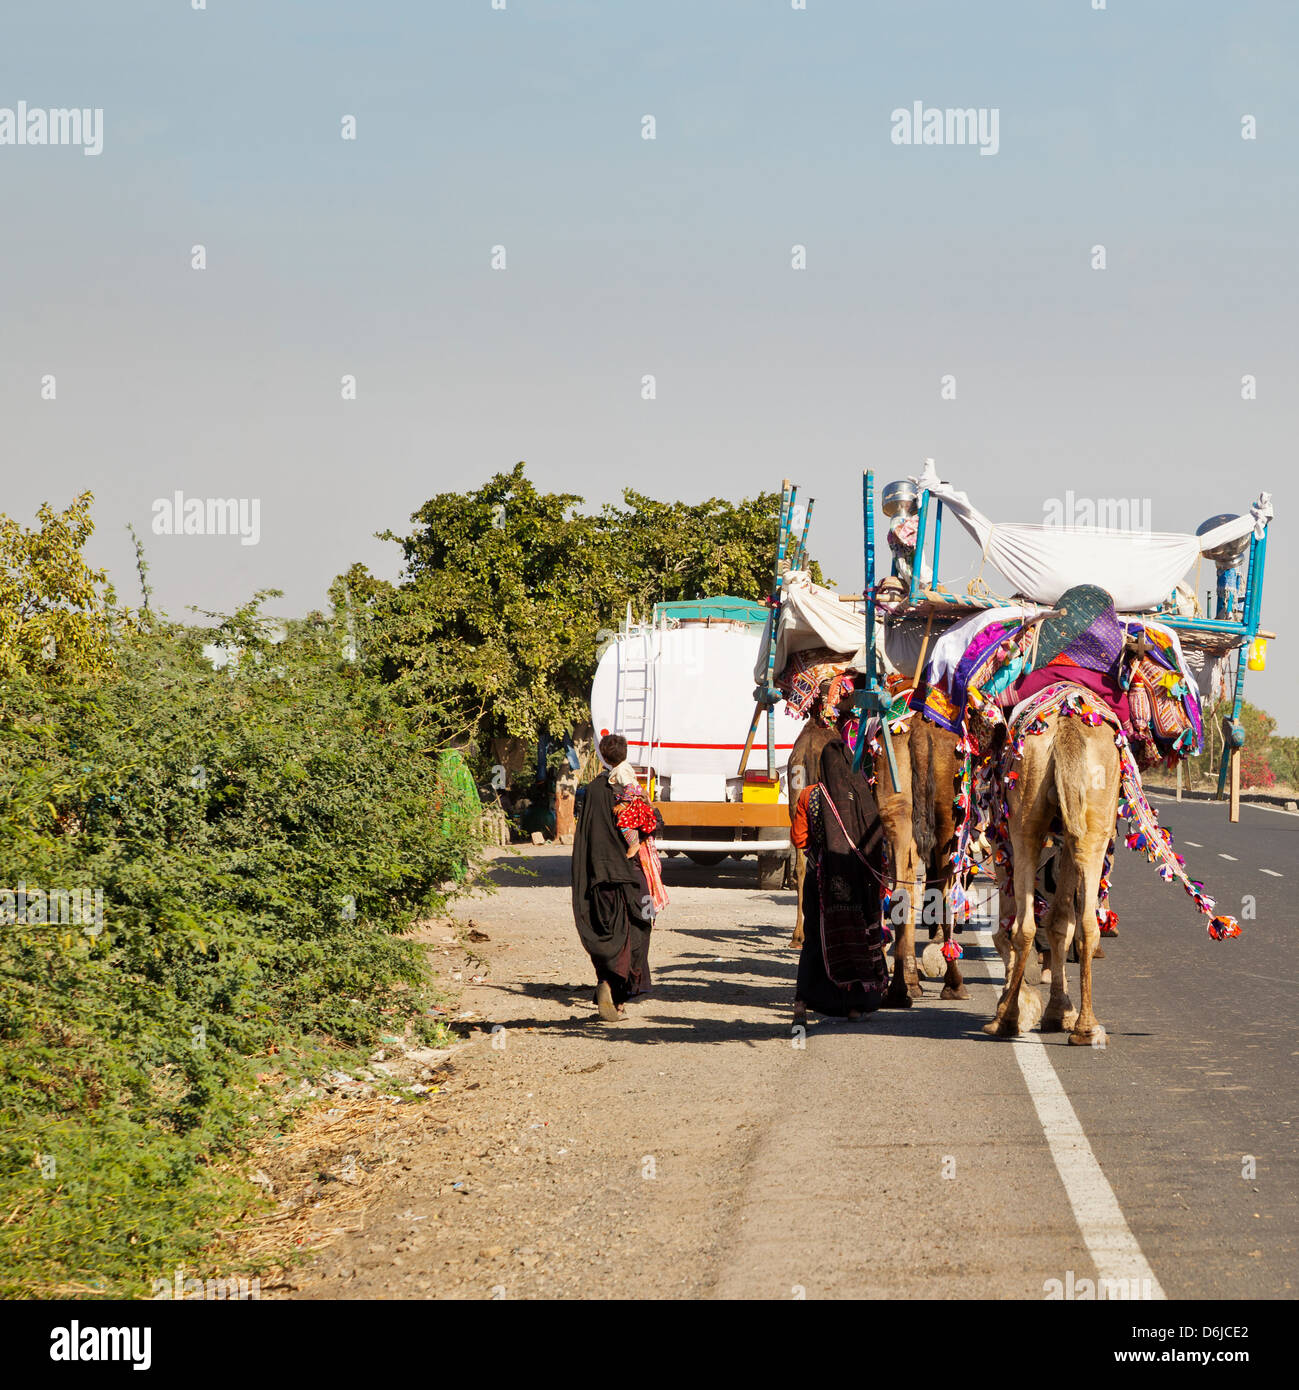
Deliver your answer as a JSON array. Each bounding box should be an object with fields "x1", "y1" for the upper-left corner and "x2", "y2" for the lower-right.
[{"x1": 0, "y1": 606, "x2": 480, "y2": 1297}]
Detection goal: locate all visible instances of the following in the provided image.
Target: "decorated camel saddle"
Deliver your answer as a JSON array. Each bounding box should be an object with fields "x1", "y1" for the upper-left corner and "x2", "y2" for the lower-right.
[{"x1": 938, "y1": 586, "x2": 1240, "y2": 944}]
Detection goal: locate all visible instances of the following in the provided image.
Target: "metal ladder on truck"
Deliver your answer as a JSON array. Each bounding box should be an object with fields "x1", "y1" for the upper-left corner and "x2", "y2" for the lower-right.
[{"x1": 612, "y1": 617, "x2": 659, "y2": 791}]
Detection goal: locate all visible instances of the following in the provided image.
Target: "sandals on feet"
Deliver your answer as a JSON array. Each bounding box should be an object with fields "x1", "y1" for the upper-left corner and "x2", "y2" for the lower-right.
[{"x1": 595, "y1": 980, "x2": 623, "y2": 1022}]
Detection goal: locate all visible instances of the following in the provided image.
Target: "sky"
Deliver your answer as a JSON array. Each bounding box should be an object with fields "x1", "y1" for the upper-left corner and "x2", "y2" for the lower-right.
[{"x1": 2, "y1": 0, "x2": 1295, "y2": 727}]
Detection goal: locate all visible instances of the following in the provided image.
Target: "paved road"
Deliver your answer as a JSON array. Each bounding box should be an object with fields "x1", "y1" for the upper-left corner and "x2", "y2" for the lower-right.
[
  {"x1": 714, "y1": 795, "x2": 1296, "y2": 1300},
  {"x1": 1061, "y1": 796, "x2": 1298, "y2": 1299},
  {"x1": 286, "y1": 803, "x2": 1296, "y2": 1301}
]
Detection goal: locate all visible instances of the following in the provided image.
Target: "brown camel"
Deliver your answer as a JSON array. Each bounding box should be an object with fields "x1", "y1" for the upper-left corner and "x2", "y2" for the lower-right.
[
  {"x1": 872, "y1": 718, "x2": 967, "y2": 1007},
  {"x1": 983, "y1": 708, "x2": 1120, "y2": 1044},
  {"x1": 786, "y1": 710, "x2": 967, "y2": 1010}
]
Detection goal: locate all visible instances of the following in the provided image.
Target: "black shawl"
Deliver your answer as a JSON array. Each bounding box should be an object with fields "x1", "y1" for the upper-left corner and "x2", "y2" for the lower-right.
[
  {"x1": 571, "y1": 772, "x2": 649, "y2": 970},
  {"x1": 812, "y1": 738, "x2": 888, "y2": 991}
]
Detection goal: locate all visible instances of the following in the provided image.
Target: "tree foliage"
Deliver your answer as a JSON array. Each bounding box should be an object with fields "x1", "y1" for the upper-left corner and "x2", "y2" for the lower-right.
[
  {"x1": 0, "y1": 493, "x2": 133, "y2": 679},
  {"x1": 344, "y1": 462, "x2": 815, "y2": 768},
  {"x1": 0, "y1": 504, "x2": 483, "y2": 1297}
]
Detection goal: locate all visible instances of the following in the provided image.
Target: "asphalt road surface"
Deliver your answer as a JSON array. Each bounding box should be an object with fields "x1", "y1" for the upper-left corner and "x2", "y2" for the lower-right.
[
  {"x1": 1060, "y1": 795, "x2": 1298, "y2": 1299},
  {"x1": 287, "y1": 798, "x2": 1295, "y2": 1302},
  {"x1": 718, "y1": 796, "x2": 1296, "y2": 1300}
]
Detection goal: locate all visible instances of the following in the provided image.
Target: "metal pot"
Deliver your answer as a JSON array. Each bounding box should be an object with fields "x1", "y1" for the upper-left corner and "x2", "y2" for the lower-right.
[
  {"x1": 881, "y1": 479, "x2": 919, "y2": 517},
  {"x1": 1195, "y1": 514, "x2": 1251, "y2": 568}
]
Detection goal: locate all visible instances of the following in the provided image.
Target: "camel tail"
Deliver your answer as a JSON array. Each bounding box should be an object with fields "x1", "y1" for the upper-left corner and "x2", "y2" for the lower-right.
[{"x1": 1052, "y1": 715, "x2": 1090, "y2": 852}]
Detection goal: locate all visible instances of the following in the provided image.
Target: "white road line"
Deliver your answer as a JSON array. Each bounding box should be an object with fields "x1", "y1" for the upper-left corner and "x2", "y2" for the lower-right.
[
  {"x1": 1184, "y1": 840, "x2": 1203, "y2": 848},
  {"x1": 1219, "y1": 853, "x2": 1238, "y2": 861},
  {"x1": 975, "y1": 931, "x2": 1167, "y2": 1300},
  {"x1": 1148, "y1": 793, "x2": 1299, "y2": 818},
  {"x1": 1261, "y1": 869, "x2": 1283, "y2": 877}
]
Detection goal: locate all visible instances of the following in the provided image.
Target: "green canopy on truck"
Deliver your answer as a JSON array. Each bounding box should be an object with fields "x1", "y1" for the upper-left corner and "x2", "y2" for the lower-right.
[{"x1": 651, "y1": 596, "x2": 767, "y2": 628}]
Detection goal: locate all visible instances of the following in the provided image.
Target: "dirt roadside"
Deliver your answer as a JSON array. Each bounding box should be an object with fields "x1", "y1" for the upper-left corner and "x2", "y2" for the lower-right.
[{"x1": 275, "y1": 845, "x2": 809, "y2": 1300}]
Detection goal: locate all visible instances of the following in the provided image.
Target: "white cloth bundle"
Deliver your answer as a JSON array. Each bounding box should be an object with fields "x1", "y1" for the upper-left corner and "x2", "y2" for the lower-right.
[{"x1": 910, "y1": 460, "x2": 1272, "y2": 613}]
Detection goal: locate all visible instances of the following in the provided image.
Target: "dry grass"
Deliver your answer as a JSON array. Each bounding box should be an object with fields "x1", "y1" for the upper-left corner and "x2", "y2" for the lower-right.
[{"x1": 216, "y1": 1078, "x2": 456, "y2": 1293}]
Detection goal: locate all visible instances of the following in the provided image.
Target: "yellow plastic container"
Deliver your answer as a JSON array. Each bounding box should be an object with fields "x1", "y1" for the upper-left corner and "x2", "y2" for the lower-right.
[
  {"x1": 1247, "y1": 638, "x2": 1267, "y2": 672},
  {"x1": 741, "y1": 778, "x2": 782, "y2": 804}
]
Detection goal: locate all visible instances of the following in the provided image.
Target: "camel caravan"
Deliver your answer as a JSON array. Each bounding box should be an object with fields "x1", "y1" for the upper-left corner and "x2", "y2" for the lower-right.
[{"x1": 760, "y1": 463, "x2": 1275, "y2": 1043}]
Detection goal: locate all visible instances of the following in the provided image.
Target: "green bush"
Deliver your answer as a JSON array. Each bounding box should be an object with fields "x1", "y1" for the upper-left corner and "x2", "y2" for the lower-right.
[{"x1": 0, "y1": 607, "x2": 480, "y2": 1297}]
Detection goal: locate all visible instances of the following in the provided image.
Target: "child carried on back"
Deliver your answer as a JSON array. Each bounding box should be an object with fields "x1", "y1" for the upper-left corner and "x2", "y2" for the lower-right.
[{"x1": 608, "y1": 762, "x2": 658, "y2": 857}]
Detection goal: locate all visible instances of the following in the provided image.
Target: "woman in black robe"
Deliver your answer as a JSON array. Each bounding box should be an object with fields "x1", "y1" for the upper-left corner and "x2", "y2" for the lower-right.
[
  {"x1": 791, "y1": 733, "x2": 890, "y2": 1026},
  {"x1": 571, "y1": 737, "x2": 653, "y2": 1022}
]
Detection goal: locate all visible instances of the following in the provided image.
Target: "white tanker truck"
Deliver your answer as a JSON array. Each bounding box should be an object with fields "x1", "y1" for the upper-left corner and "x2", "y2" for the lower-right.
[{"x1": 589, "y1": 598, "x2": 794, "y2": 886}]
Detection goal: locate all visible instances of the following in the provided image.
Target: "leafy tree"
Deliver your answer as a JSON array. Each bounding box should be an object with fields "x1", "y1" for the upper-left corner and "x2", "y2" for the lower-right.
[
  {"x1": 341, "y1": 464, "x2": 617, "y2": 762},
  {"x1": 1268, "y1": 735, "x2": 1299, "y2": 788},
  {"x1": 0, "y1": 493, "x2": 133, "y2": 678},
  {"x1": 1185, "y1": 697, "x2": 1287, "y2": 788},
  {"x1": 344, "y1": 463, "x2": 813, "y2": 768},
  {"x1": 605, "y1": 488, "x2": 818, "y2": 614}
]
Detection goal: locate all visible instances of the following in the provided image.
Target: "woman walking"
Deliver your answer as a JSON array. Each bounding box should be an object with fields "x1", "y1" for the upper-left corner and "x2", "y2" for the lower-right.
[
  {"x1": 571, "y1": 734, "x2": 667, "y2": 1022},
  {"x1": 789, "y1": 728, "x2": 890, "y2": 1028}
]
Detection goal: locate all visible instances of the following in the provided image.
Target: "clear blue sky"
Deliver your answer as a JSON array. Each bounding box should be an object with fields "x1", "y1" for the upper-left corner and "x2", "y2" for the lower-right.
[{"x1": 3, "y1": 0, "x2": 1295, "y2": 725}]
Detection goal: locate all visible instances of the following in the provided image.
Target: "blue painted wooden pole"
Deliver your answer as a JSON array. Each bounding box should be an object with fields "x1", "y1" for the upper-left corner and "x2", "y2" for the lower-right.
[
  {"x1": 853, "y1": 470, "x2": 875, "y2": 776},
  {"x1": 737, "y1": 479, "x2": 791, "y2": 776},
  {"x1": 793, "y1": 497, "x2": 815, "y2": 571},
  {"x1": 1216, "y1": 524, "x2": 1268, "y2": 803},
  {"x1": 930, "y1": 499, "x2": 944, "y2": 589},
  {"x1": 768, "y1": 485, "x2": 796, "y2": 778},
  {"x1": 854, "y1": 470, "x2": 900, "y2": 789},
  {"x1": 908, "y1": 489, "x2": 931, "y2": 605},
  {"x1": 864, "y1": 472, "x2": 875, "y2": 686}
]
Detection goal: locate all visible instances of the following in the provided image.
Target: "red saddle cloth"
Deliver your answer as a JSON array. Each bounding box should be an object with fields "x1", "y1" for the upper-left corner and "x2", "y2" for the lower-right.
[{"x1": 1011, "y1": 662, "x2": 1130, "y2": 723}]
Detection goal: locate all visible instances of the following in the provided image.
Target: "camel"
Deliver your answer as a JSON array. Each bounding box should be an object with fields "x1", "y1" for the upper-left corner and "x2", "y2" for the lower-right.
[
  {"x1": 786, "y1": 709, "x2": 968, "y2": 1010},
  {"x1": 872, "y1": 717, "x2": 968, "y2": 1007},
  {"x1": 983, "y1": 708, "x2": 1120, "y2": 1044}
]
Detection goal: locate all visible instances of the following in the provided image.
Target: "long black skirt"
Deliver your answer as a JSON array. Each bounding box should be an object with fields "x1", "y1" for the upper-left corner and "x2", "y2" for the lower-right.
[
  {"x1": 795, "y1": 860, "x2": 884, "y2": 1018},
  {"x1": 588, "y1": 882, "x2": 652, "y2": 1006}
]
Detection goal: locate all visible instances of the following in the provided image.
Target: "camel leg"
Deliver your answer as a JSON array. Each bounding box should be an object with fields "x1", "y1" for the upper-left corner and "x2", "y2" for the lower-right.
[
  {"x1": 984, "y1": 822, "x2": 1044, "y2": 1037},
  {"x1": 1065, "y1": 739, "x2": 1119, "y2": 1047},
  {"x1": 883, "y1": 840, "x2": 921, "y2": 1007},
  {"x1": 790, "y1": 846, "x2": 806, "y2": 949},
  {"x1": 1040, "y1": 859, "x2": 1078, "y2": 1033},
  {"x1": 1069, "y1": 905, "x2": 1104, "y2": 1045},
  {"x1": 905, "y1": 861, "x2": 925, "y2": 1000},
  {"x1": 1068, "y1": 833, "x2": 1111, "y2": 1047}
]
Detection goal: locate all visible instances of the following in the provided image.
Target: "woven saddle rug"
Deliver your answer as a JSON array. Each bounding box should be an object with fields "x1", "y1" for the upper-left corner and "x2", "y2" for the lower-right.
[
  {"x1": 1119, "y1": 621, "x2": 1203, "y2": 764},
  {"x1": 778, "y1": 646, "x2": 853, "y2": 719},
  {"x1": 949, "y1": 680, "x2": 1240, "y2": 942}
]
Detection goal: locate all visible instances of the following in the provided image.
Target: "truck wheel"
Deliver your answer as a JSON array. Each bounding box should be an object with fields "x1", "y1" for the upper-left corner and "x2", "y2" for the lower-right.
[
  {"x1": 686, "y1": 851, "x2": 728, "y2": 867},
  {"x1": 757, "y1": 827, "x2": 789, "y2": 890}
]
